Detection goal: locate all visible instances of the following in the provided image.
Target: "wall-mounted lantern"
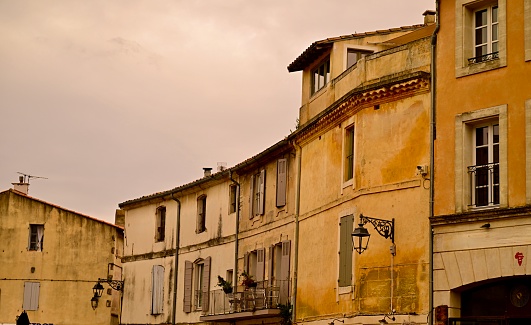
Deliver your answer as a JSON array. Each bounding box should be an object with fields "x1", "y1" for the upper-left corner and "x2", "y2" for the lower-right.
[
  {"x1": 90, "y1": 278, "x2": 124, "y2": 310},
  {"x1": 351, "y1": 213, "x2": 395, "y2": 255}
]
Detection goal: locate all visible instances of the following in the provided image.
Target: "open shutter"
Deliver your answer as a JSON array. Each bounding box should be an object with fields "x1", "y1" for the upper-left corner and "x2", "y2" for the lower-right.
[
  {"x1": 276, "y1": 159, "x2": 287, "y2": 207},
  {"x1": 338, "y1": 215, "x2": 353, "y2": 287},
  {"x1": 249, "y1": 175, "x2": 254, "y2": 219},
  {"x1": 256, "y1": 248, "x2": 265, "y2": 283},
  {"x1": 280, "y1": 241, "x2": 291, "y2": 304},
  {"x1": 258, "y1": 169, "x2": 266, "y2": 215},
  {"x1": 202, "y1": 257, "x2": 211, "y2": 312},
  {"x1": 268, "y1": 246, "x2": 274, "y2": 287},
  {"x1": 183, "y1": 261, "x2": 193, "y2": 313},
  {"x1": 23, "y1": 282, "x2": 40, "y2": 311},
  {"x1": 151, "y1": 265, "x2": 164, "y2": 314}
]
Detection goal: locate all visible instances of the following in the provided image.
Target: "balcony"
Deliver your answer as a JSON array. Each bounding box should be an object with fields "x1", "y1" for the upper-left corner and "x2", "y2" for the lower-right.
[
  {"x1": 467, "y1": 51, "x2": 499, "y2": 64},
  {"x1": 199, "y1": 280, "x2": 290, "y2": 322},
  {"x1": 468, "y1": 162, "x2": 499, "y2": 208}
]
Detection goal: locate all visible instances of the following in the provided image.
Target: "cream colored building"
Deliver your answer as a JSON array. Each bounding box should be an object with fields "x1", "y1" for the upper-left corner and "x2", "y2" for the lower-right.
[
  {"x1": 432, "y1": 0, "x2": 531, "y2": 323},
  {"x1": 0, "y1": 182, "x2": 123, "y2": 325},
  {"x1": 287, "y1": 12, "x2": 435, "y2": 325}
]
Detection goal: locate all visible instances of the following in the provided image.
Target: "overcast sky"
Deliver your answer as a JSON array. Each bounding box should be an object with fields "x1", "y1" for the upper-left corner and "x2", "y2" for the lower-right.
[{"x1": 0, "y1": 1, "x2": 434, "y2": 223}]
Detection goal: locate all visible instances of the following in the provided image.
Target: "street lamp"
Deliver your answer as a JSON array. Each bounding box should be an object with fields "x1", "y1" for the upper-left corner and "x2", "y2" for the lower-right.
[
  {"x1": 91, "y1": 294, "x2": 99, "y2": 310},
  {"x1": 351, "y1": 213, "x2": 395, "y2": 254},
  {"x1": 90, "y1": 278, "x2": 124, "y2": 310},
  {"x1": 92, "y1": 282, "x2": 104, "y2": 298}
]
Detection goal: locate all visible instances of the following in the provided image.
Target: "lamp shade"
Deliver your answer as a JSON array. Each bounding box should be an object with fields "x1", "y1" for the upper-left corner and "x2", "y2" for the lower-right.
[
  {"x1": 92, "y1": 282, "x2": 104, "y2": 298},
  {"x1": 91, "y1": 295, "x2": 99, "y2": 310},
  {"x1": 352, "y1": 223, "x2": 370, "y2": 254}
]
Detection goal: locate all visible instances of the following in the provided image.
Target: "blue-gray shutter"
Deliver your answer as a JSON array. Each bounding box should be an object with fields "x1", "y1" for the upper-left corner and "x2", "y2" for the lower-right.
[
  {"x1": 23, "y1": 282, "x2": 40, "y2": 311},
  {"x1": 249, "y1": 175, "x2": 254, "y2": 219},
  {"x1": 183, "y1": 261, "x2": 193, "y2": 313},
  {"x1": 276, "y1": 159, "x2": 287, "y2": 207},
  {"x1": 338, "y1": 215, "x2": 353, "y2": 287},
  {"x1": 202, "y1": 257, "x2": 211, "y2": 312},
  {"x1": 258, "y1": 169, "x2": 266, "y2": 215},
  {"x1": 279, "y1": 241, "x2": 290, "y2": 304},
  {"x1": 151, "y1": 265, "x2": 164, "y2": 314}
]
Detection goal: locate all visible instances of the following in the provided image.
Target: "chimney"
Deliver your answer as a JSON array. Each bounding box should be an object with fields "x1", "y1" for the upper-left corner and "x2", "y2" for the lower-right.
[
  {"x1": 203, "y1": 167, "x2": 212, "y2": 177},
  {"x1": 115, "y1": 209, "x2": 125, "y2": 228},
  {"x1": 217, "y1": 162, "x2": 227, "y2": 172},
  {"x1": 423, "y1": 10, "x2": 436, "y2": 25},
  {"x1": 12, "y1": 176, "x2": 29, "y2": 195}
]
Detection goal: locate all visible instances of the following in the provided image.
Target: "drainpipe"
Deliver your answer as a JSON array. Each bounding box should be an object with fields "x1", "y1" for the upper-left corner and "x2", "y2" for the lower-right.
[
  {"x1": 229, "y1": 170, "x2": 241, "y2": 288},
  {"x1": 171, "y1": 193, "x2": 181, "y2": 325},
  {"x1": 292, "y1": 143, "x2": 302, "y2": 323},
  {"x1": 429, "y1": 2, "x2": 440, "y2": 325}
]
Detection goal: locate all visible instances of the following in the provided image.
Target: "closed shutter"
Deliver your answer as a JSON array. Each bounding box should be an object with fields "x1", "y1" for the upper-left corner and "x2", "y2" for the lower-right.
[
  {"x1": 256, "y1": 248, "x2": 265, "y2": 283},
  {"x1": 338, "y1": 215, "x2": 354, "y2": 287},
  {"x1": 280, "y1": 241, "x2": 291, "y2": 304},
  {"x1": 151, "y1": 265, "x2": 164, "y2": 314},
  {"x1": 202, "y1": 257, "x2": 211, "y2": 312},
  {"x1": 258, "y1": 169, "x2": 266, "y2": 215},
  {"x1": 23, "y1": 282, "x2": 40, "y2": 311},
  {"x1": 249, "y1": 175, "x2": 254, "y2": 219},
  {"x1": 268, "y1": 246, "x2": 274, "y2": 287},
  {"x1": 276, "y1": 159, "x2": 287, "y2": 207},
  {"x1": 183, "y1": 261, "x2": 193, "y2": 313}
]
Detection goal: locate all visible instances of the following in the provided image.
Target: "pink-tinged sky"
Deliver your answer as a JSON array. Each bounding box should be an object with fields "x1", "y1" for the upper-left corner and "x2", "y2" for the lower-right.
[{"x1": 0, "y1": 1, "x2": 435, "y2": 222}]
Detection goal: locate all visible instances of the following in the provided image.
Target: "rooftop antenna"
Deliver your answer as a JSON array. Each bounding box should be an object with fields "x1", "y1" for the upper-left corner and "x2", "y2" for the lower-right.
[{"x1": 17, "y1": 172, "x2": 48, "y2": 184}]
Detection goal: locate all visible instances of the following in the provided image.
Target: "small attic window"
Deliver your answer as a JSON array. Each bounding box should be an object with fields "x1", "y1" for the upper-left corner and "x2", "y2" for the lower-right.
[
  {"x1": 311, "y1": 57, "x2": 330, "y2": 95},
  {"x1": 347, "y1": 49, "x2": 372, "y2": 69}
]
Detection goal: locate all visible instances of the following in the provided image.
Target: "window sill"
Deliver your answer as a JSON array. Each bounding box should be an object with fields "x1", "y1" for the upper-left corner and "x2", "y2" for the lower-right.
[
  {"x1": 342, "y1": 179, "x2": 353, "y2": 189},
  {"x1": 338, "y1": 285, "x2": 353, "y2": 295},
  {"x1": 456, "y1": 58, "x2": 505, "y2": 78}
]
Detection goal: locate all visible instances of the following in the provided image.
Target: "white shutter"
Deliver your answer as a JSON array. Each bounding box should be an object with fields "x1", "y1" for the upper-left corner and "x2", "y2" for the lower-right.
[
  {"x1": 276, "y1": 159, "x2": 287, "y2": 207},
  {"x1": 183, "y1": 261, "x2": 193, "y2": 313},
  {"x1": 202, "y1": 257, "x2": 211, "y2": 311},
  {"x1": 151, "y1": 265, "x2": 164, "y2": 314},
  {"x1": 23, "y1": 282, "x2": 40, "y2": 311},
  {"x1": 258, "y1": 169, "x2": 266, "y2": 215}
]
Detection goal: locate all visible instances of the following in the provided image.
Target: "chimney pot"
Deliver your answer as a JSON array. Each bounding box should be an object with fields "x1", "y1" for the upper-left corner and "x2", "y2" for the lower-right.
[{"x1": 203, "y1": 168, "x2": 213, "y2": 177}]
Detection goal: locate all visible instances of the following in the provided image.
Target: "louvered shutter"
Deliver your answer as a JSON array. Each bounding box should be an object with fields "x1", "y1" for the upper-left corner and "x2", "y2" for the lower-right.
[
  {"x1": 338, "y1": 215, "x2": 353, "y2": 287},
  {"x1": 202, "y1": 257, "x2": 211, "y2": 311},
  {"x1": 249, "y1": 175, "x2": 254, "y2": 219},
  {"x1": 23, "y1": 282, "x2": 40, "y2": 310},
  {"x1": 258, "y1": 169, "x2": 266, "y2": 215},
  {"x1": 151, "y1": 265, "x2": 164, "y2": 314},
  {"x1": 256, "y1": 248, "x2": 265, "y2": 283},
  {"x1": 280, "y1": 241, "x2": 291, "y2": 304},
  {"x1": 183, "y1": 261, "x2": 193, "y2": 313},
  {"x1": 276, "y1": 159, "x2": 287, "y2": 207}
]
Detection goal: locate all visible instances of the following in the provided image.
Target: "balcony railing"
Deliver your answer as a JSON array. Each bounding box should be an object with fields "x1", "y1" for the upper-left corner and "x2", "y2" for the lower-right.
[
  {"x1": 468, "y1": 51, "x2": 499, "y2": 64},
  {"x1": 467, "y1": 162, "x2": 499, "y2": 208},
  {"x1": 202, "y1": 279, "x2": 290, "y2": 317},
  {"x1": 449, "y1": 317, "x2": 508, "y2": 325}
]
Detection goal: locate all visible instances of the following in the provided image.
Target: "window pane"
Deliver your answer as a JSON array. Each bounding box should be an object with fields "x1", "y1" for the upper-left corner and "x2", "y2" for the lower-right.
[
  {"x1": 476, "y1": 147, "x2": 489, "y2": 165},
  {"x1": 492, "y1": 6, "x2": 498, "y2": 23},
  {"x1": 476, "y1": 127, "x2": 488, "y2": 146},
  {"x1": 492, "y1": 24, "x2": 498, "y2": 42},
  {"x1": 325, "y1": 61, "x2": 330, "y2": 84},
  {"x1": 347, "y1": 51, "x2": 359, "y2": 68},
  {"x1": 476, "y1": 27, "x2": 487, "y2": 46},
  {"x1": 475, "y1": 9, "x2": 487, "y2": 28}
]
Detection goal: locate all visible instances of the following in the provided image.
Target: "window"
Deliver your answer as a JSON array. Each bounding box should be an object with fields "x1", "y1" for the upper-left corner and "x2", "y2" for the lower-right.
[
  {"x1": 197, "y1": 195, "x2": 206, "y2": 233},
  {"x1": 151, "y1": 265, "x2": 164, "y2": 315},
  {"x1": 23, "y1": 282, "x2": 40, "y2": 310},
  {"x1": 338, "y1": 215, "x2": 353, "y2": 287},
  {"x1": 455, "y1": 0, "x2": 506, "y2": 77},
  {"x1": 155, "y1": 207, "x2": 166, "y2": 242},
  {"x1": 268, "y1": 241, "x2": 291, "y2": 305},
  {"x1": 183, "y1": 257, "x2": 211, "y2": 312},
  {"x1": 455, "y1": 104, "x2": 507, "y2": 212},
  {"x1": 229, "y1": 184, "x2": 237, "y2": 214},
  {"x1": 28, "y1": 224, "x2": 44, "y2": 251},
  {"x1": 346, "y1": 49, "x2": 372, "y2": 69},
  {"x1": 276, "y1": 158, "x2": 287, "y2": 207},
  {"x1": 468, "y1": 123, "x2": 499, "y2": 207},
  {"x1": 470, "y1": 5, "x2": 498, "y2": 63},
  {"x1": 311, "y1": 57, "x2": 330, "y2": 95},
  {"x1": 249, "y1": 170, "x2": 265, "y2": 218},
  {"x1": 344, "y1": 124, "x2": 355, "y2": 182},
  {"x1": 245, "y1": 248, "x2": 265, "y2": 284}
]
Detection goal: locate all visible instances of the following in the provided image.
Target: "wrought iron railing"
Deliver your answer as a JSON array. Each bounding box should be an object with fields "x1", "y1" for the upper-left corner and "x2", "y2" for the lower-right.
[
  {"x1": 468, "y1": 51, "x2": 499, "y2": 64},
  {"x1": 467, "y1": 162, "x2": 499, "y2": 208},
  {"x1": 203, "y1": 279, "x2": 291, "y2": 316},
  {"x1": 449, "y1": 316, "x2": 507, "y2": 325}
]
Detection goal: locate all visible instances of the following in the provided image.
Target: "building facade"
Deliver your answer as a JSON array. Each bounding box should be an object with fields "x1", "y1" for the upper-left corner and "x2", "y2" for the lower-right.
[
  {"x1": 0, "y1": 184, "x2": 123, "y2": 325},
  {"x1": 432, "y1": 0, "x2": 531, "y2": 323}
]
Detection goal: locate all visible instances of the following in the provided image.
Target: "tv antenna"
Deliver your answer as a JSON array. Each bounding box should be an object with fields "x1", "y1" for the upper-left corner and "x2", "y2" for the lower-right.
[{"x1": 17, "y1": 172, "x2": 48, "y2": 184}]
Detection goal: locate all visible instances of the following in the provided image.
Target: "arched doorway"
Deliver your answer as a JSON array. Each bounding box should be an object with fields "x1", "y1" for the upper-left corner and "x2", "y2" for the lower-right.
[{"x1": 450, "y1": 276, "x2": 531, "y2": 325}]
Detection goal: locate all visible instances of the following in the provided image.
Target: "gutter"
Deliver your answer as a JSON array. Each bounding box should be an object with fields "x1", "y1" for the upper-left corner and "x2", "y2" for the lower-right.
[
  {"x1": 292, "y1": 142, "x2": 302, "y2": 323},
  {"x1": 428, "y1": 2, "x2": 440, "y2": 325},
  {"x1": 229, "y1": 171, "x2": 241, "y2": 288},
  {"x1": 171, "y1": 193, "x2": 181, "y2": 325}
]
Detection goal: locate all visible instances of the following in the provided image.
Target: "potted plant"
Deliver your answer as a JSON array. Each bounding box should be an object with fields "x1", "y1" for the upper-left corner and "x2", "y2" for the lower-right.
[
  {"x1": 217, "y1": 275, "x2": 233, "y2": 294},
  {"x1": 240, "y1": 271, "x2": 257, "y2": 288}
]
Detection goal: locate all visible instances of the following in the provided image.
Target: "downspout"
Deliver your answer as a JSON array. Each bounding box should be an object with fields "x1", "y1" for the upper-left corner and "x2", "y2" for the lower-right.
[
  {"x1": 292, "y1": 142, "x2": 302, "y2": 324},
  {"x1": 171, "y1": 193, "x2": 181, "y2": 325},
  {"x1": 229, "y1": 170, "x2": 240, "y2": 288},
  {"x1": 429, "y1": 3, "x2": 440, "y2": 325}
]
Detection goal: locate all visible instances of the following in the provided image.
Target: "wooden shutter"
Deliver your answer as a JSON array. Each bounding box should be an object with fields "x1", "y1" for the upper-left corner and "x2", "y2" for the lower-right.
[
  {"x1": 183, "y1": 261, "x2": 193, "y2": 313},
  {"x1": 151, "y1": 265, "x2": 164, "y2": 314},
  {"x1": 249, "y1": 175, "x2": 254, "y2": 219},
  {"x1": 268, "y1": 246, "x2": 274, "y2": 287},
  {"x1": 276, "y1": 159, "x2": 287, "y2": 207},
  {"x1": 256, "y1": 248, "x2": 265, "y2": 283},
  {"x1": 202, "y1": 257, "x2": 211, "y2": 312},
  {"x1": 280, "y1": 241, "x2": 291, "y2": 304},
  {"x1": 23, "y1": 282, "x2": 40, "y2": 311},
  {"x1": 338, "y1": 215, "x2": 354, "y2": 287},
  {"x1": 258, "y1": 169, "x2": 266, "y2": 215}
]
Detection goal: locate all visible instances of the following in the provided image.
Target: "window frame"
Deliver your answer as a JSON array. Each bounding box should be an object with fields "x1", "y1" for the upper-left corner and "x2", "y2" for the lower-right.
[
  {"x1": 346, "y1": 48, "x2": 372, "y2": 70},
  {"x1": 249, "y1": 170, "x2": 265, "y2": 219},
  {"x1": 229, "y1": 184, "x2": 238, "y2": 214},
  {"x1": 196, "y1": 195, "x2": 207, "y2": 233},
  {"x1": 455, "y1": 0, "x2": 506, "y2": 77},
  {"x1": 155, "y1": 206, "x2": 166, "y2": 242},
  {"x1": 276, "y1": 158, "x2": 287, "y2": 207},
  {"x1": 311, "y1": 57, "x2": 330, "y2": 95},
  {"x1": 28, "y1": 224, "x2": 44, "y2": 251},
  {"x1": 455, "y1": 104, "x2": 507, "y2": 212}
]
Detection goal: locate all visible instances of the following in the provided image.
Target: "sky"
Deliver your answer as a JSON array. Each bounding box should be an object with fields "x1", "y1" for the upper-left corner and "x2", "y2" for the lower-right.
[{"x1": 0, "y1": 1, "x2": 435, "y2": 223}]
